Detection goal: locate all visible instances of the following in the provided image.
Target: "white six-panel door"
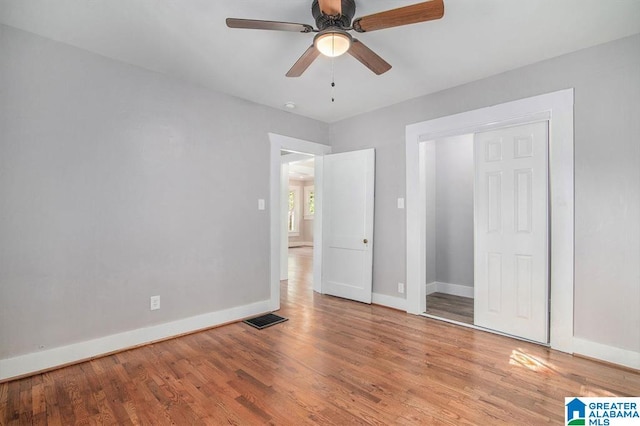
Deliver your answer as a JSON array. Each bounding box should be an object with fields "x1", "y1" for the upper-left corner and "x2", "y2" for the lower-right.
[
  {"x1": 474, "y1": 122, "x2": 549, "y2": 343},
  {"x1": 322, "y1": 149, "x2": 375, "y2": 304}
]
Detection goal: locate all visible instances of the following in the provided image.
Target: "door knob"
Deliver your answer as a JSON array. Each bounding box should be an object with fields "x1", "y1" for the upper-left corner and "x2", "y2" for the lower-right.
[{"x1": 363, "y1": 238, "x2": 368, "y2": 244}]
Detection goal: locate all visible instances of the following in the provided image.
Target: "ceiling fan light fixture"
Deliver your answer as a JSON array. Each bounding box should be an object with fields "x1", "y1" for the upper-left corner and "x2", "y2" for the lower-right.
[{"x1": 314, "y1": 30, "x2": 352, "y2": 57}]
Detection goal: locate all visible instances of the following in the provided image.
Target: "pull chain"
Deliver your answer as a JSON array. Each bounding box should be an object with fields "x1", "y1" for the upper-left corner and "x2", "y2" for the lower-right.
[
  {"x1": 331, "y1": 34, "x2": 336, "y2": 103},
  {"x1": 331, "y1": 57, "x2": 336, "y2": 103}
]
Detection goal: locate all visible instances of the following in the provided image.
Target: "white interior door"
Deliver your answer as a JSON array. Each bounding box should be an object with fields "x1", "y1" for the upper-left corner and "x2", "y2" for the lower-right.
[
  {"x1": 474, "y1": 121, "x2": 549, "y2": 343},
  {"x1": 322, "y1": 149, "x2": 375, "y2": 303}
]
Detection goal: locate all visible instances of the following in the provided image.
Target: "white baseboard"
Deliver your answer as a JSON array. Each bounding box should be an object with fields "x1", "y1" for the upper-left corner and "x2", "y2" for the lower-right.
[
  {"x1": 0, "y1": 299, "x2": 271, "y2": 382},
  {"x1": 572, "y1": 337, "x2": 640, "y2": 370},
  {"x1": 372, "y1": 293, "x2": 407, "y2": 311},
  {"x1": 437, "y1": 281, "x2": 474, "y2": 298},
  {"x1": 288, "y1": 241, "x2": 313, "y2": 248},
  {"x1": 425, "y1": 281, "x2": 474, "y2": 298}
]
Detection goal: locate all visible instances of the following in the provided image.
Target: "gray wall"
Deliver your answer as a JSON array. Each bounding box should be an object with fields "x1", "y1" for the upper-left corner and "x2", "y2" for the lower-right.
[
  {"x1": 0, "y1": 24, "x2": 328, "y2": 359},
  {"x1": 432, "y1": 135, "x2": 474, "y2": 287},
  {"x1": 329, "y1": 34, "x2": 640, "y2": 352}
]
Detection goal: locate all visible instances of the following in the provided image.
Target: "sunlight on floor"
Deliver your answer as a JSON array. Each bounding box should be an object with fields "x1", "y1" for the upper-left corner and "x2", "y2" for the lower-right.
[
  {"x1": 509, "y1": 348, "x2": 556, "y2": 373},
  {"x1": 509, "y1": 348, "x2": 630, "y2": 397}
]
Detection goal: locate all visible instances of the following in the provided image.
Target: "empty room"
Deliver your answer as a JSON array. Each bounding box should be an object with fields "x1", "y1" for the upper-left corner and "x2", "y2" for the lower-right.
[{"x1": 1, "y1": 0, "x2": 640, "y2": 424}]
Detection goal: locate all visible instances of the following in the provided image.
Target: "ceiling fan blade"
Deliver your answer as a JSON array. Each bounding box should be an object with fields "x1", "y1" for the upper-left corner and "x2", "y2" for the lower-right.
[
  {"x1": 286, "y1": 46, "x2": 321, "y2": 77},
  {"x1": 226, "y1": 18, "x2": 313, "y2": 33},
  {"x1": 352, "y1": 0, "x2": 444, "y2": 33},
  {"x1": 318, "y1": 0, "x2": 342, "y2": 16},
  {"x1": 348, "y1": 39, "x2": 391, "y2": 75}
]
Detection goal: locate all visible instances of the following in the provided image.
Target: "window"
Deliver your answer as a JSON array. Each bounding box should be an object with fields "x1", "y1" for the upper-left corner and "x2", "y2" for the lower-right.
[
  {"x1": 304, "y1": 185, "x2": 315, "y2": 219},
  {"x1": 288, "y1": 186, "x2": 301, "y2": 235}
]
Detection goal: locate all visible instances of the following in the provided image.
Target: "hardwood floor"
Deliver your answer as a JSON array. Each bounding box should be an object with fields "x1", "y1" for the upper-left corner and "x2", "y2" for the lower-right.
[
  {"x1": 426, "y1": 292, "x2": 474, "y2": 325},
  {"x1": 2, "y1": 249, "x2": 640, "y2": 424}
]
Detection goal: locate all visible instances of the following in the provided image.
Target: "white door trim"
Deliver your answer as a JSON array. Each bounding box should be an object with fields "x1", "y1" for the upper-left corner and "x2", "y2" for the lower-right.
[
  {"x1": 405, "y1": 89, "x2": 574, "y2": 354},
  {"x1": 269, "y1": 133, "x2": 331, "y2": 311}
]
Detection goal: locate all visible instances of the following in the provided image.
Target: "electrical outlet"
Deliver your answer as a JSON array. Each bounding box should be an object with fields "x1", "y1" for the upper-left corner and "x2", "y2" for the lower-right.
[
  {"x1": 150, "y1": 295, "x2": 160, "y2": 311},
  {"x1": 398, "y1": 283, "x2": 405, "y2": 294}
]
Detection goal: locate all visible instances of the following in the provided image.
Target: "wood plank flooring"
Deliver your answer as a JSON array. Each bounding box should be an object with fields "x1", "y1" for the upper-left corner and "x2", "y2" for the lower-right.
[
  {"x1": 2, "y1": 247, "x2": 640, "y2": 424},
  {"x1": 426, "y1": 292, "x2": 474, "y2": 325}
]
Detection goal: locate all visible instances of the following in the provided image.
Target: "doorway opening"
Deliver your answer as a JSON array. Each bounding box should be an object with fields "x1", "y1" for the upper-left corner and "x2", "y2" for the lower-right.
[
  {"x1": 423, "y1": 121, "x2": 551, "y2": 346},
  {"x1": 283, "y1": 153, "x2": 316, "y2": 293},
  {"x1": 424, "y1": 134, "x2": 475, "y2": 325},
  {"x1": 269, "y1": 133, "x2": 331, "y2": 312}
]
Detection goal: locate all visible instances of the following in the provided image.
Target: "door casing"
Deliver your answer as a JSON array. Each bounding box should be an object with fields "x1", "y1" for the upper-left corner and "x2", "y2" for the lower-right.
[{"x1": 405, "y1": 89, "x2": 574, "y2": 353}]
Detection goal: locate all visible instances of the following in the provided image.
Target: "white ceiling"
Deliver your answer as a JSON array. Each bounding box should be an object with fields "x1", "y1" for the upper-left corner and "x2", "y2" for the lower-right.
[
  {"x1": 289, "y1": 158, "x2": 315, "y2": 181},
  {"x1": 1, "y1": 0, "x2": 639, "y2": 123}
]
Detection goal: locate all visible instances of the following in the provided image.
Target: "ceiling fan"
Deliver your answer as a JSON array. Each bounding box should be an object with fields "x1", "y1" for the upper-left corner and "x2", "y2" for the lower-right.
[{"x1": 226, "y1": 0, "x2": 444, "y2": 77}]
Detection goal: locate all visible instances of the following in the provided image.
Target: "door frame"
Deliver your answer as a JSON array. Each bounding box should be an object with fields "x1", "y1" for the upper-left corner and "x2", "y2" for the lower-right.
[
  {"x1": 269, "y1": 133, "x2": 331, "y2": 311},
  {"x1": 405, "y1": 89, "x2": 574, "y2": 353}
]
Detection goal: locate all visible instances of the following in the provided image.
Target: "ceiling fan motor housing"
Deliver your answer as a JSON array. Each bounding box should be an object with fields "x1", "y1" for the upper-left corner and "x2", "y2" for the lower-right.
[
  {"x1": 311, "y1": 0, "x2": 356, "y2": 30},
  {"x1": 228, "y1": 0, "x2": 444, "y2": 77}
]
